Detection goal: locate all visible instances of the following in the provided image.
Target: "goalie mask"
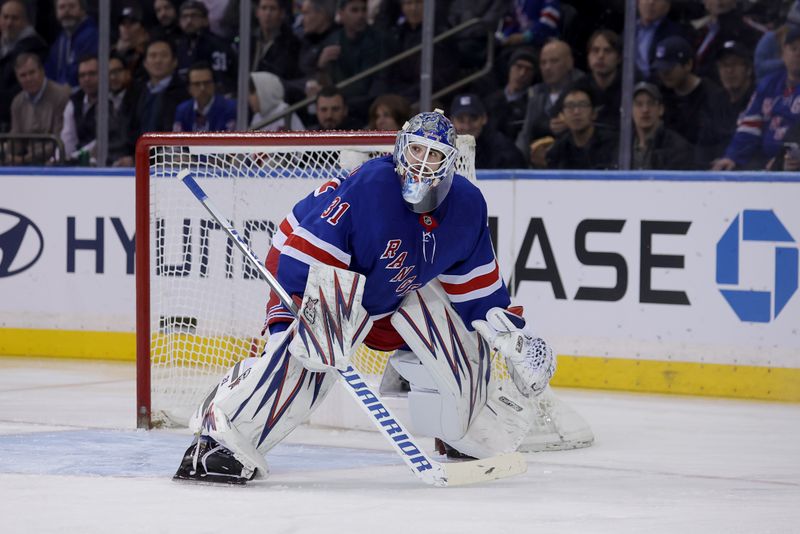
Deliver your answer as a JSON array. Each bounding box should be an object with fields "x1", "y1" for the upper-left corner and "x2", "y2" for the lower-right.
[{"x1": 393, "y1": 110, "x2": 458, "y2": 214}]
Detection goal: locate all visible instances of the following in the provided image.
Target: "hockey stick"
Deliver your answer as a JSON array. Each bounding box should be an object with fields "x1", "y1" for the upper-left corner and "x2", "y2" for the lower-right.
[{"x1": 179, "y1": 169, "x2": 527, "y2": 487}]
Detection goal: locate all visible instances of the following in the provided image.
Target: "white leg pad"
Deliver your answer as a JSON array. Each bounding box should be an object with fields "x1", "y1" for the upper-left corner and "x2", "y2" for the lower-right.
[
  {"x1": 391, "y1": 283, "x2": 492, "y2": 442},
  {"x1": 190, "y1": 336, "x2": 337, "y2": 474}
]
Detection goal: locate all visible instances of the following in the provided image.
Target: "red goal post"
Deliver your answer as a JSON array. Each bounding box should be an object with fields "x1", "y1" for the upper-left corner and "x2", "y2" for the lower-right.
[{"x1": 135, "y1": 131, "x2": 476, "y2": 429}]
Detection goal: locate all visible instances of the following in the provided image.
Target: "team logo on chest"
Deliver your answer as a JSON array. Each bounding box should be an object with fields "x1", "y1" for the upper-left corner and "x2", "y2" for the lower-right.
[{"x1": 381, "y1": 239, "x2": 422, "y2": 296}]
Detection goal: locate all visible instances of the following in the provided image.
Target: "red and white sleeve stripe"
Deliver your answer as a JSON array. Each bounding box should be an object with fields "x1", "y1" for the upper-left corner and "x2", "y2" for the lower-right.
[
  {"x1": 281, "y1": 226, "x2": 351, "y2": 269},
  {"x1": 736, "y1": 114, "x2": 763, "y2": 137},
  {"x1": 271, "y1": 212, "x2": 300, "y2": 252},
  {"x1": 437, "y1": 260, "x2": 503, "y2": 303},
  {"x1": 540, "y1": 6, "x2": 560, "y2": 29}
]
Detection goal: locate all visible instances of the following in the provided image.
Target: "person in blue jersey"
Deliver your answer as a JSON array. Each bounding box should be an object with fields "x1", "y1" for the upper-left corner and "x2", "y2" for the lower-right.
[
  {"x1": 713, "y1": 26, "x2": 800, "y2": 171},
  {"x1": 174, "y1": 110, "x2": 557, "y2": 484}
]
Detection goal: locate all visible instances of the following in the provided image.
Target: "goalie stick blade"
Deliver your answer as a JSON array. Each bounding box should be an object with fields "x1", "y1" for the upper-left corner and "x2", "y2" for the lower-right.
[{"x1": 438, "y1": 452, "x2": 528, "y2": 487}]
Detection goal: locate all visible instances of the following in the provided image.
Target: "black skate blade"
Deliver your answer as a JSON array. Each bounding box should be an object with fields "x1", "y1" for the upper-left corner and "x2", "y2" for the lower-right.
[{"x1": 172, "y1": 469, "x2": 253, "y2": 485}]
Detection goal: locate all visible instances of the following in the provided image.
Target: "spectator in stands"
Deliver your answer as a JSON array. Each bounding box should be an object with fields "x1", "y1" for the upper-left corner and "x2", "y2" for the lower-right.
[
  {"x1": 586, "y1": 29, "x2": 622, "y2": 131},
  {"x1": 45, "y1": 0, "x2": 98, "y2": 89},
  {"x1": 6, "y1": 52, "x2": 70, "y2": 164},
  {"x1": 61, "y1": 54, "x2": 98, "y2": 162},
  {"x1": 152, "y1": 0, "x2": 183, "y2": 42},
  {"x1": 496, "y1": 0, "x2": 561, "y2": 49},
  {"x1": 366, "y1": 93, "x2": 410, "y2": 130},
  {"x1": 545, "y1": 82, "x2": 617, "y2": 170},
  {"x1": 174, "y1": 0, "x2": 237, "y2": 95},
  {"x1": 309, "y1": 85, "x2": 358, "y2": 130},
  {"x1": 112, "y1": 5, "x2": 150, "y2": 82},
  {"x1": 713, "y1": 26, "x2": 800, "y2": 171},
  {"x1": 450, "y1": 93, "x2": 526, "y2": 169},
  {"x1": 692, "y1": 0, "x2": 763, "y2": 80},
  {"x1": 173, "y1": 61, "x2": 236, "y2": 132},
  {"x1": 635, "y1": 0, "x2": 686, "y2": 81},
  {"x1": 715, "y1": 40, "x2": 754, "y2": 146},
  {"x1": 252, "y1": 0, "x2": 301, "y2": 82},
  {"x1": 132, "y1": 38, "x2": 188, "y2": 137},
  {"x1": 286, "y1": 0, "x2": 337, "y2": 106},
  {"x1": 484, "y1": 47, "x2": 537, "y2": 141},
  {"x1": 107, "y1": 53, "x2": 139, "y2": 166},
  {"x1": 0, "y1": 0, "x2": 47, "y2": 132},
  {"x1": 652, "y1": 35, "x2": 727, "y2": 168},
  {"x1": 249, "y1": 70, "x2": 305, "y2": 131},
  {"x1": 383, "y1": 0, "x2": 457, "y2": 102},
  {"x1": 318, "y1": 0, "x2": 386, "y2": 124},
  {"x1": 630, "y1": 81, "x2": 692, "y2": 170},
  {"x1": 516, "y1": 39, "x2": 584, "y2": 165},
  {"x1": 447, "y1": 0, "x2": 508, "y2": 70},
  {"x1": 754, "y1": 1, "x2": 800, "y2": 82}
]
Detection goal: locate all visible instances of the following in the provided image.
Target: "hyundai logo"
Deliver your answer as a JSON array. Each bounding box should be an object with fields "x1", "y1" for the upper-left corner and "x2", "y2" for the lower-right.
[{"x1": 0, "y1": 208, "x2": 44, "y2": 277}]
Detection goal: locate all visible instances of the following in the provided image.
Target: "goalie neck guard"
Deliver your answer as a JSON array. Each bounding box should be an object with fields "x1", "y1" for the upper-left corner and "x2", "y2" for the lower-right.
[{"x1": 393, "y1": 110, "x2": 458, "y2": 214}]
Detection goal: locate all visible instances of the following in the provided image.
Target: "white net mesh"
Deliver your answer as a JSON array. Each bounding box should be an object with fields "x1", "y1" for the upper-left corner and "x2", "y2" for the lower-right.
[{"x1": 143, "y1": 133, "x2": 483, "y2": 427}]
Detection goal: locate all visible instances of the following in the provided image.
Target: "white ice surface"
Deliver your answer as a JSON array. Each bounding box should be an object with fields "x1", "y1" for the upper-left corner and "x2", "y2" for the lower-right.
[{"x1": 0, "y1": 356, "x2": 798, "y2": 534}]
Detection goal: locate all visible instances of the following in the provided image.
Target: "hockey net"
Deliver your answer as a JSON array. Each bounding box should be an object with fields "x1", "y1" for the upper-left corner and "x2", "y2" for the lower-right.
[{"x1": 135, "y1": 131, "x2": 493, "y2": 428}]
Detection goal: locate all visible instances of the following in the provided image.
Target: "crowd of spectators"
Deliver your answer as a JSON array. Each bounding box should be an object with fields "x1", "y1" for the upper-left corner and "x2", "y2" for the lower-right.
[{"x1": 0, "y1": 0, "x2": 798, "y2": 171}]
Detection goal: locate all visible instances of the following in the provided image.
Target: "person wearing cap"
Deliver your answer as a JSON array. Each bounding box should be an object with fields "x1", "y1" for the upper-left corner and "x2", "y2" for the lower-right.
[
  {"x1": 450, "y1": 93, "x2": 525, "y2": 169},
  {"x1": 112, "y1": 5, "x2": 150, "y2": 82},
  {"x1": 45, "y1": 0, "x2": 99, "y2": 89},
  {"x1": 692, "y1": 0, "x2": 763, "y2": 80},
  {"x1": 484, "y1": 47, "x2": 537, "y2": 141},
  {"x1": 544, "y1": 81, "x2": 618, "y2": 170},
  {"x1": 516, "y1": 39, "x2": 585, "y2": 165},
  {"x1": 635, "y1": 0, "x2": 689, "y2": 81},
  {"x1": 630, "y1": 81, "x2": 692, "y2": 170},
  {"x1": 174, "y1": 0, "x2": 237, "y2": 95},
  {"x1": 586, "y1": 29, "x2": 622, "y2": 131},
  {"x1": 754, "y1": 1, "x2": 800, "y2": 82},
  {"x1": 713, "y1": 25, "x2": 800, "y2": 171},
  {"x1": 715, "y1": 40, "x2": 754, "y2": 140},
  {"x1": 318, "y1": 0, "x2": 387, "y2": 125},
  {"x1": 651, "y1": 34, "x2": 727, "y2": 168},
  {"x1": 173, "y1": 61, "x2": 236, "y2": 132}
]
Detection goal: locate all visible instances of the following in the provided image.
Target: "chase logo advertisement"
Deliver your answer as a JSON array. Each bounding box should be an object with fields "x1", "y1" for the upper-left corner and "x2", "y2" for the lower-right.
[
  {"x1": 716, "y1": 209, "x2": 798, "y2": 323},
  {"x1": 0, "y1": 208, "x2": 44, "y2": 278}
]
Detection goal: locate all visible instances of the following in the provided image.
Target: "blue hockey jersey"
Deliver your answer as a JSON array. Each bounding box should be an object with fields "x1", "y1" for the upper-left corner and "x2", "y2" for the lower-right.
[
  {"x1": 264, "y1": 155, "x2": 510, "y2": 350},
  {"x1": 724, "y1": 67, "x2": 800, "y2": 166}
]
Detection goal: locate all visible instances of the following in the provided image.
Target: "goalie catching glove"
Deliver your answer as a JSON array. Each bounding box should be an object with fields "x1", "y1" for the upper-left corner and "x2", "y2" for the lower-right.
[{"x1": 472, "y1": 307, "x2": 555, "y2": 397}]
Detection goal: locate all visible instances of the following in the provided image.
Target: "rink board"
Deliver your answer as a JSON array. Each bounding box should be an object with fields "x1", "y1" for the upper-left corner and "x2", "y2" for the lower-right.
[{"x1": 1, "y1": 168, "x2": 798, "y2": 400}]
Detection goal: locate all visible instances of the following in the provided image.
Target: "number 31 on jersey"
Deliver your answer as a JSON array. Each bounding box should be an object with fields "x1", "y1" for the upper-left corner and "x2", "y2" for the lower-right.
[{"x1": 321, "y1": 196, "x2": 350, "y2": 226}]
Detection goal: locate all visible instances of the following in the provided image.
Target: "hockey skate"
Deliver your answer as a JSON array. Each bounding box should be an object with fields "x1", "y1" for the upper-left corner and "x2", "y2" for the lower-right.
[{"x1": 173, "y1": 435, "x2": 257, "y2": 485}]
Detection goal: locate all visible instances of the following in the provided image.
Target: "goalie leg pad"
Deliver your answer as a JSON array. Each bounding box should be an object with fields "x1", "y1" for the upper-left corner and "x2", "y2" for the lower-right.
[
  {"x1": 188, "y1": 337, "x2": 337, "y2": 476},
  {"x1": 390, "y1": 282, "x2": 492, "y2": 443}
]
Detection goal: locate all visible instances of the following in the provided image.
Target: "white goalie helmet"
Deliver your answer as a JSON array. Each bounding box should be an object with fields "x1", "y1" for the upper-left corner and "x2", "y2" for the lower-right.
[{"x1": 393, "y1": 109, "x2": 459, "y2": 213}]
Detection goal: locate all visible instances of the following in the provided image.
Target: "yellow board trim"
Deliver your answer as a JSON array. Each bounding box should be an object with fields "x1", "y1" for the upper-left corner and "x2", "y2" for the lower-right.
[
  {"x1": 1, "y1": 328, "x2": 798, "y2": 402},
  {"x1": 0, "y1": 328, "x2": 136, "y2": 362}
]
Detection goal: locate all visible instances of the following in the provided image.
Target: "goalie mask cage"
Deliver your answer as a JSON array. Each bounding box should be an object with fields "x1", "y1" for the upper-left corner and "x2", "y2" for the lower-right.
[{"x1": 135, "y1": 131, "x2": 479, "y2": 429}]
